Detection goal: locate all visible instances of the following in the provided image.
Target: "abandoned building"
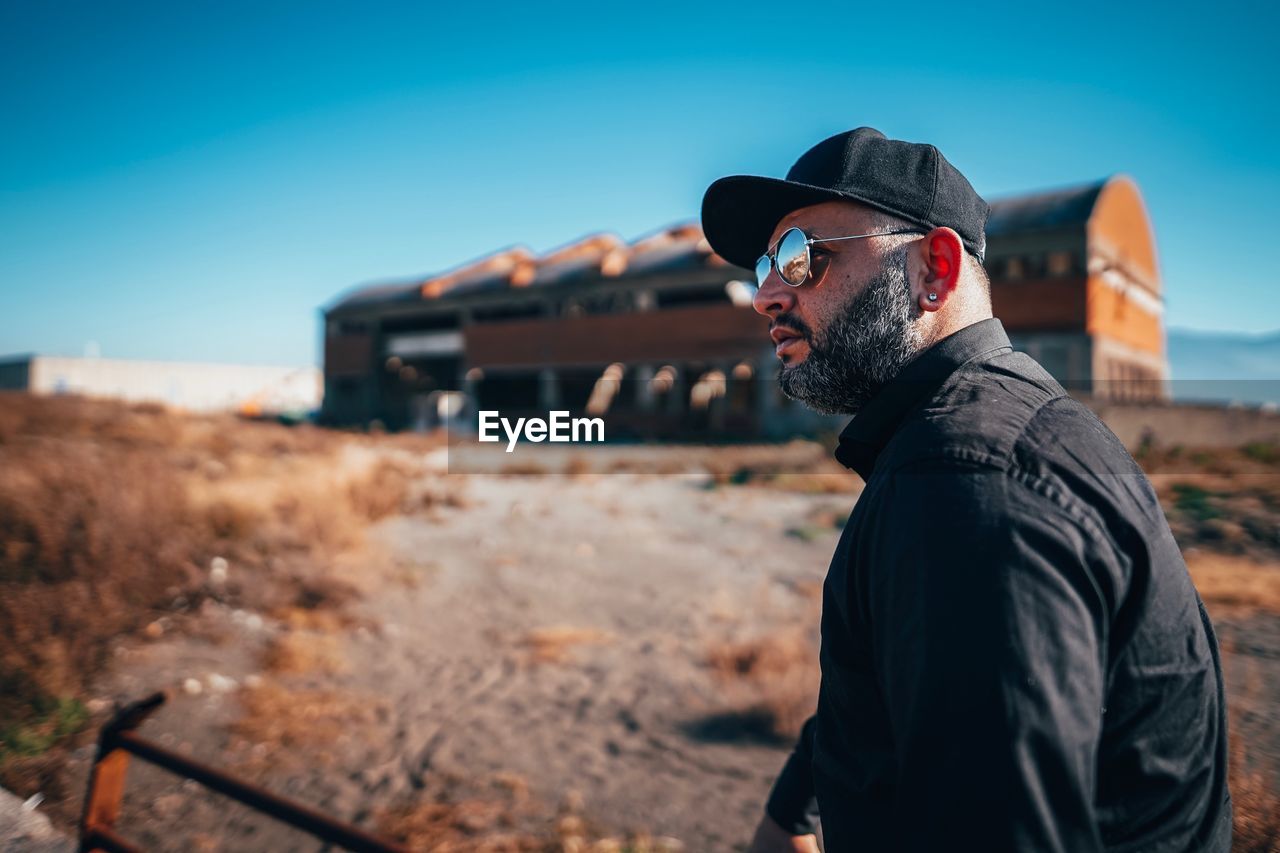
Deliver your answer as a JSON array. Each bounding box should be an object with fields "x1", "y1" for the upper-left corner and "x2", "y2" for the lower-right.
[{"x1": 321, "y1": 175, "x2": 1167, "y2": 436}]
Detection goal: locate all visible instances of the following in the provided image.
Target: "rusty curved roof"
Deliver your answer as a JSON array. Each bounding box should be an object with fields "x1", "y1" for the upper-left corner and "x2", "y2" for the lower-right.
[
  {"x1": 985, "y1": 179, "x2": 1107, "y2": 237},
  {"x1": 328, "y1": 224, "x2": 722, "y2": 314},
  {"x1": 328, "y1": 279, "x2": 425, "y2": 311}
]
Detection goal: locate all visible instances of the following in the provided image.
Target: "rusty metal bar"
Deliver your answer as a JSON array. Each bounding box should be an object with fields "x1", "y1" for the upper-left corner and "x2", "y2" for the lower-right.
[
  {"x1": 80, "y1": 825, "x2": 144, "y2": 853},
  {"x1": 79, "y1": 692, "x2": 166, "y2": 853},
  {"x1": 107, "y1": 729, "x2": 405, "y2": 853},
  {"x1": 79, "y1": 692, "x2": 407, "y2": 853}
]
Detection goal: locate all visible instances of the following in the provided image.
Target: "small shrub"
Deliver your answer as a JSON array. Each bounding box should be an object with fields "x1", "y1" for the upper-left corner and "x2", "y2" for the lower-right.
[
  {"x1": 1241, "y1": 442, "x2": 1280, "y2": 466},
  {"x1": 347, "y1": 457, "x2": 418, "y2": 521},
  {"x1": 1172, "y1": 483, "x2": 1223, "y2": 522},
  {"x1": 230, "y1": 681, "x2": 385, "y2": 775},
  {"x1": 0, "y1": 696, "x2": 87, "y2": 760},
  {"x1": 706, "y1": 630, "x2": 818, "y2": 740},
  {"x1": 261, "y1": 632, "x2": 346, "y2": 676}
]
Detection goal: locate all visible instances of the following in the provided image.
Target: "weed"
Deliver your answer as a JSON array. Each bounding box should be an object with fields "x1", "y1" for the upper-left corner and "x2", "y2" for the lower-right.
[
  {"x1": 0, "y1": 696, "x2": 87, "y2": 760},
  {"x1": 1172, "y1": 483, "x2": 1223, "y2": 522}
]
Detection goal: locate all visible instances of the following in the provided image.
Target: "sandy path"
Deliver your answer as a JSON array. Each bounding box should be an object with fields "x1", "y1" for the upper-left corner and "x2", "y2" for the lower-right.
[
  {"x1": 66, "y1": 472, "x2": 844, "y2": 851},
  {"x1": 346, "y1": 474, "x2": 835, "y2": 847}
]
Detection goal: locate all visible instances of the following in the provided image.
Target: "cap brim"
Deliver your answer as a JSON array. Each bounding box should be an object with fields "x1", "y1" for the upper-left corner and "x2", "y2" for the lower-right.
[{"x1": 700, "y1": 175, "x2": 851, "y2": 270}]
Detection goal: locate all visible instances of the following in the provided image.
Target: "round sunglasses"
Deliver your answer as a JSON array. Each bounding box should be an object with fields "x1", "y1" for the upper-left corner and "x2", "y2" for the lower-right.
[{"x1": 756, "y1": 226, "x2": 927, "y2": 288}]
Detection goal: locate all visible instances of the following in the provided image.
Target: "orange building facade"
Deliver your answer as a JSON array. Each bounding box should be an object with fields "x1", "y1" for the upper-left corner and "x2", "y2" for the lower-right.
[{"x1": 986, "y1": 176, "x2": 1167, "y2": 401}]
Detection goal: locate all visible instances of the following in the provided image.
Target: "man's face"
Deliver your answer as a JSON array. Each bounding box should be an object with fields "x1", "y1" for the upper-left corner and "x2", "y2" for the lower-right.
[{"x1": 752, "y1": 201, "x2": 926, "y2": 415}]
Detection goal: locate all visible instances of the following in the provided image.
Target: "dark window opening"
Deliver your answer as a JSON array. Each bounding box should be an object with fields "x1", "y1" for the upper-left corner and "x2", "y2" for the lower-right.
[
  {"x1": 655, "y1": 286, "x2": 730, "y2": 308},
  {"x1": 474, "y1": 372, "x2": 542, "y2": 410},
  {"x1": 560, "y1": 292, "x2": 633, "y2": 317},
  {"x1": 471, "y1": 302, "x2": 546, "y2": 324},
  {"x1": 381, "y1": 312, "x2": 459, "y2": 333},
  {"x1": 556, "y1": 371, "x2": 599, "y2": 411}
]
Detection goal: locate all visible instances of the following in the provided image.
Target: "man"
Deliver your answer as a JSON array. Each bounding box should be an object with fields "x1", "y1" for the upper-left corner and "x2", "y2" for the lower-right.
[{"x1": 700, "y1": 128, "x2": 1231, "y2": 852}]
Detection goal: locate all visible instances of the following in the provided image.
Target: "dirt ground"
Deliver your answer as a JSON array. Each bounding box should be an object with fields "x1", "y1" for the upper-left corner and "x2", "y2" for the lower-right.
[
  {"x1": 12, "y1": 436, "x2": 1280, "y2": 851},
  {"x1": 48, "y1": 469, "x2": 859, "y2": 850}
]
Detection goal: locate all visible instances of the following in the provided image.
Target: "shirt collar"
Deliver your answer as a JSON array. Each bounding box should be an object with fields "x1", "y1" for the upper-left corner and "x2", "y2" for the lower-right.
[{"x1": 834, "y1": 318, "x2": 1013, "y2": 479}]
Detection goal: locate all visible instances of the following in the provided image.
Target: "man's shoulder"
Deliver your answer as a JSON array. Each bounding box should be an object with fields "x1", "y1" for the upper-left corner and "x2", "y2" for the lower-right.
[
  {"x1": 878, "y1": 349, "x2": 1063, "y2": 471},
  {"x1": 867, "y1": 348, "x2": 1157, "y2": 538},
  {"x1": 878, "y1": 349, "x2": 1142, "y2": 485}
]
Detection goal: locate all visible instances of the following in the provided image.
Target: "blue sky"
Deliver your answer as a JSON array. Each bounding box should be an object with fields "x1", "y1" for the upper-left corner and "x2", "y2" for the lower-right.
[{"x1": 2, "y1": 0, "x2": 1277, "y2": 367}]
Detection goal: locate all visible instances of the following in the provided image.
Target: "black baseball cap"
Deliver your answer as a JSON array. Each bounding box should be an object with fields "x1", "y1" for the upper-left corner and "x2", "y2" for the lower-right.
[{"x1": 701, "y1": 127, "x2": 989, "y2": 270}]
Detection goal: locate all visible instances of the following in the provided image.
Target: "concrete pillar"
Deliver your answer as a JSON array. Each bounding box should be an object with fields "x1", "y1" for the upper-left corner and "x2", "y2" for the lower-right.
[
  {"x1": 539, "y1": 368, "x2": 560, "y2": 411},
  {"x1": 709, "y1": 364, "x2": 728, "y2": 433},
  {"x1": 635, "y1": 365, "x2": 655, "y2": 412},
  {"x1": 667, "y1": 368, "x2": 684, "y2": 417}
]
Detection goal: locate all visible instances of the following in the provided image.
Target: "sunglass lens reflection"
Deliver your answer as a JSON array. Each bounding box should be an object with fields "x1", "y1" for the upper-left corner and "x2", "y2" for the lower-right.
[
  {"x1": 755, "y1": 254, "x2": 772, "y2": 288},
  {"x1": 777, "y1": 228, "x2": 810, "y2": 286}
]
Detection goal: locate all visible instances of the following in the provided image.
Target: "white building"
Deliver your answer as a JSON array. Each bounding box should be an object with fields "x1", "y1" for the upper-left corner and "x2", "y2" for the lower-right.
[{"x1": 0, "y1": 355, "x2": 321, "y2": 415}]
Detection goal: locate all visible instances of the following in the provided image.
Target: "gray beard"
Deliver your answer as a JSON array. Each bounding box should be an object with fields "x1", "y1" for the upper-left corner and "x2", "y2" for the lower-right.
[{"x1": 776, "y1": 248, "x2": 925, "y2": 415}]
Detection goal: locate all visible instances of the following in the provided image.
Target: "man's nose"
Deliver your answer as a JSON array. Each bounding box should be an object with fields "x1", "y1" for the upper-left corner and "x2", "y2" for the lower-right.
[{"x1": 752, "y1": 269, "x2": 798, "y2": 318}]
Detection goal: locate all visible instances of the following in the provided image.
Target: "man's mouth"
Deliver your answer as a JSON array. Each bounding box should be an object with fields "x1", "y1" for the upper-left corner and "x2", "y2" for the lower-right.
[{"x1": 770, "y1": 326, "x2": 808, "y2": 361}]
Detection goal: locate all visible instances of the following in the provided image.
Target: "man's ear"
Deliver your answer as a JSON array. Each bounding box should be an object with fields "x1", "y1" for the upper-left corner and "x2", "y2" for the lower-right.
[{"x1": 914, "y1": 227, "x2": 963, "y2": 313}]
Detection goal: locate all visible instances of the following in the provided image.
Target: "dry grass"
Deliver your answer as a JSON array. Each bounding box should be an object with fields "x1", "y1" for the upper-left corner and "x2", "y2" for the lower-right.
[
  {"x1": 1231, "y1": 734, "x2": 1280, "y2": 852},
  {"x1": 0, "y1": 441, "x2": 200, "y2": 713},
  {"x1": 377, "y1": 776, "x2": 684, "y2": 852},
  {"x1": 419, "y1": 477, "x2": 474, "y2": 512},
  {"x1": 1141, "y1": 442, "x2": 1280, "y2": 562},
  {"x1": 260, "y1": 631, "x2": 347, "y2": 676},
  {"x1": 270, "y1": 604, "x2": 357, "y2": 633},
  {"x1": 705, "y1": 630, "x2": 818, "y2": 741},
  {"x1": 1138, "y1": 441, "x2": 1280, "y2": 479},
  {"x1": 785, "y1": 505, "x2": 852, "y2": 543},
  {"x1": 521, "y1": 626, "x2": 614, "y2": 664},
  {"x1": 479, "y1": 441, "x2": 859, "y2": 487},
  {"x1": 1222, "y1": 636, "x2": 1280, "y2": 852},
  {"x1": 765, "y1": 471, "x2": 861, "y2": 494},
  {"x1": 1186, "y1": 553, "x2": 1280, "y2": 616},
  {"x1": 702, "y1": 442, "x2": 860, "y2": 494},
  {"x1": 1157, "y1": 477, "x2": 1280, "y2": 562},
  {"x1": 564, "y1": 455, "x2": 595, "y2": 479},
  {"x1": 1107, "y1": 442, "x2": 1280, "y2": 842},
  {"x1": 603, "y1": 457, "x2": 691, "y2": 476},
  {"x1": 704, "y1": 578, "x2": 823, "y2": 741},
  {"x1": 501, "y1": 460, "x2": 552, "y2": 477},
  {"x1": 229, "y1": 681, "x2": 387, "y2": 775},
  {"x1": 348, "y1": 456, "x2": 423, "y2": 521},
  {"x1": 184, "y1": 449, "x2": 426, "y2": 556},
  {"x1": 268, "y1": 574, "x2": 363, "y2": 627},
  {"x1": 0, "y1": 392, "x2": 434, "y2": 791}
]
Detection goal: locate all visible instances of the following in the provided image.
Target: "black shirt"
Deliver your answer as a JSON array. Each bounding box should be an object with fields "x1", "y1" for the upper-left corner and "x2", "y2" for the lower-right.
[{"x1": 765, "y1": 319, "x2": 1231, "y2": 852}]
